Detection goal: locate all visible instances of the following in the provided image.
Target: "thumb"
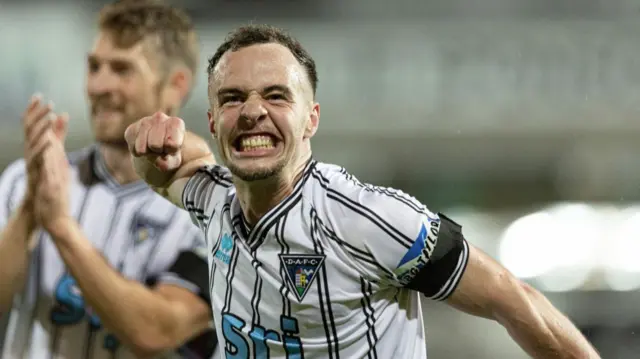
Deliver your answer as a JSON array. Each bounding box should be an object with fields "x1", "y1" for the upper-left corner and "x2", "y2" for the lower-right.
[
  {"x1": 53, "y1": 113, "x2": 69, "y2": 142},
  {"x1": 154, "y1": 152, "x2": 182, "y2": 172}
]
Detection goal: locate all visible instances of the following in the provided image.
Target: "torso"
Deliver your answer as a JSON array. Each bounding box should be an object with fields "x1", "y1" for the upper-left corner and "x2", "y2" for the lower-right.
[{"x1": 194, "y1": 161, "x2": 427, "y2": 359}]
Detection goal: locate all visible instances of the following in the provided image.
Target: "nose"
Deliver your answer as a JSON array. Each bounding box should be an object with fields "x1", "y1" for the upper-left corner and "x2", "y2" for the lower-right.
[{"x1": 238, "y1": 94, "x2": 267, "y2": 126}]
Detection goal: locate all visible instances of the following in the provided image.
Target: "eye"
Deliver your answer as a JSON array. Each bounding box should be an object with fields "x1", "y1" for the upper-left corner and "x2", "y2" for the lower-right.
[
  {"x1": 87, "y1": 60, "x2": 99, "y2": 74},
  {"x1": 220, "y1": 96, "x2": 243, "y2": 106},
  {"x1": 111, "y1": 63, "x2": 132, "y2": 76},
  {"x1": 266, "y1": 93, "x2": 287, "y2": 102}
]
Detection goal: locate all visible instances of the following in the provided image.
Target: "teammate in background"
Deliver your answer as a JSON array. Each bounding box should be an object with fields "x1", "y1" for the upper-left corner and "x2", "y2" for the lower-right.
[
  {"x1": 147, "y1": 26, "x2": 598, "y2": 357},
  {"x1": 0, "y1": 1, "x2": 218, "y2": 358}
]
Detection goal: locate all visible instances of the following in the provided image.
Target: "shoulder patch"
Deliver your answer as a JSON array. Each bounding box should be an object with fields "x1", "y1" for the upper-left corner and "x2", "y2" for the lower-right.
[{"x1": 395, "y1": 215, "x2": 440, "y2": 285}]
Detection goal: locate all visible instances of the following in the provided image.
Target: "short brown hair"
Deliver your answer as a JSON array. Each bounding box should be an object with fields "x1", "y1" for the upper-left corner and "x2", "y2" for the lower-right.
[
  {"x1": 207, "y1": 25, "x2": 318, "y2": 95},
  {"x1": 98, "y1": 0, "x2": 199, "y2": 76}
]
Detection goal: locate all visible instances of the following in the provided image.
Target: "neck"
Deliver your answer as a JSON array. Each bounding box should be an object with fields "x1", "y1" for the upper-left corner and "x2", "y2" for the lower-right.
[
  {"x1": 235, "y1": 153, "x2": 311, "y2": 226},
  {"x1": 99, "y1": 144, "x2": 140, "y2": 185}
]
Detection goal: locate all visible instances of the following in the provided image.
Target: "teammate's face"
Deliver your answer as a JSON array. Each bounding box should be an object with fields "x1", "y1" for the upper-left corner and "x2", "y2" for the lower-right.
[
  {"x1": 86, "y1": 32, "x2": 168, "y2": 146},
  {"x1": 208, "y1": 43, "x2": 319, "y2": 182}
]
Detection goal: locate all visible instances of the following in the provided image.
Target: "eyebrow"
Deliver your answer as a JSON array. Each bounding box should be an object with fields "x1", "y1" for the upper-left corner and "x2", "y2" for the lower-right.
[
  {"x1": 87, "y1": 54, "x2": 99, "y2": 63},
  {"x1": 262, "y1": 85, "x2": 292, "y2": 96},
  {"x1": 216, "y1": 87, "x2": 244, "y2": 97},
  {"x1": 87, "y1": 54, "x2": 135, "y2": 68}
]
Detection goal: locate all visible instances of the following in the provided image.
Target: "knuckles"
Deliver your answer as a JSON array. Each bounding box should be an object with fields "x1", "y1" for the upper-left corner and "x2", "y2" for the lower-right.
[
  {"x1": 133, "y1": 114, "x2": 183, "y2": 132},
  {"x1": 126, "y1": 113, "x2": 185, "y2": 156}
]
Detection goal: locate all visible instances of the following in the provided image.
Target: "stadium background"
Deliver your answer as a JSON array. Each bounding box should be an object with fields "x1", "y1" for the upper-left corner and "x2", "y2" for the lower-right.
[{"x1": 1, "y1": 0, "x2": 639, "y2": 357}]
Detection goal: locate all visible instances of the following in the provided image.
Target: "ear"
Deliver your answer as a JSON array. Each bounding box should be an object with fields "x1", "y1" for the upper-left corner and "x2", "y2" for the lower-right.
[
  {"x1": 208, "y1": 109, "x2": 216, "y2": 138},
  {"x1": 304, "y1": 102, "x2": 320, "y2": 139},
  {"x1": 162, "y1": 67, "x2": 192, "y2": 111}
]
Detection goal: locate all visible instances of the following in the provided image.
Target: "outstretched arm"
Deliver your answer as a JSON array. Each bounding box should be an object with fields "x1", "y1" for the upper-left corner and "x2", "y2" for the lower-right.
[
  {"x1": 125, "y1": 112, "x2": 216, "y2": 207},
  {"x1": 322, "y1": 175, "x2": 598, "y2": 358},
  {"x1": 400, "y1": 212, "x2": 598, "y2": 358},
  {"x1": 446, "y1": 244, "x2": 599, "y2": 359}
]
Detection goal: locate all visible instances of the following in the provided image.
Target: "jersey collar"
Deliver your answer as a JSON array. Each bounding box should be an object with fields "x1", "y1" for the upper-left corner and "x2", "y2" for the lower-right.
[
  {"x1": 233, "y1": 157, "x2": 317, "y2": 251},
  {"x1": 91, "y1": 145, "x2": 151, "y2": 197}
]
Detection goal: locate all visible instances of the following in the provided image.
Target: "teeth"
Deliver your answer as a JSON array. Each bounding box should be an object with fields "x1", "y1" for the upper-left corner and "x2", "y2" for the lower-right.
[{"x1": 239, "y1": 135, "x2": 274, "y2": 151}]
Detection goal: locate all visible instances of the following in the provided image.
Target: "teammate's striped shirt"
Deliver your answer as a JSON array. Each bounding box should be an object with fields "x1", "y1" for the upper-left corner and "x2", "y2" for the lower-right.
[
  {"x1": 183, "y1": 159, "x2": 470, "y2": 359},
  {"x1": 0, "y1": 145, "x2": 215, "y2": 359}
]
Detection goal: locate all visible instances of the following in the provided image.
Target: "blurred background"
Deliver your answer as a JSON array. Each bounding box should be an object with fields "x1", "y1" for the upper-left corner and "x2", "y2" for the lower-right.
[{"x1": 1, "y1": 0, "x2": 640, "y2": 357}]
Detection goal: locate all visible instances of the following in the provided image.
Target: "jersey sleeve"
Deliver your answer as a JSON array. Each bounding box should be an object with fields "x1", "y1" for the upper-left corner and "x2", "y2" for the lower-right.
[
  {"x1": 155, "y1": 225, "x2": 211, "y2": 304},
  {"x1": 155, "y1": 225, "x2": 218, "y2": 358},
  {"x1": 181, "y1": 165, "x2": 232, "y2": 231},
  {"x1": 0, "y1": 159, "x2": 28, "y2": 229},
  {"x1": 325, "y1": 174, "x2": 470, "y2": 301}
]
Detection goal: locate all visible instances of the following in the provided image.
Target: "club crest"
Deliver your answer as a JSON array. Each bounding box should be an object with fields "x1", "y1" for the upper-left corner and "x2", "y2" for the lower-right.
[
  {"x1": 279, "y1": 254, "x2": 326, "y2": 302},
  {"x1": 131, "y1": 218, "x2": 164, "y2": 245}
]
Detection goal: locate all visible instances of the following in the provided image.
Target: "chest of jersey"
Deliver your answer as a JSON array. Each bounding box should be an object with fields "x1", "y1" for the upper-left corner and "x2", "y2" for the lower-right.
[
  {"x1": 207, "y1": 198, "x2": 389, "y2": 358},
  {"x1": 39, "y1": 182, "x2": 178, "y2": 297}
]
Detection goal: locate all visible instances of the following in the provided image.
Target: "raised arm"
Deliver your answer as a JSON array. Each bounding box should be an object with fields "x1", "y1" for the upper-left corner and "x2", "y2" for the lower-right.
[
  {"x1": 0, "y1": 96, "x2": 61, "y2": 312},
  {"x1": 124, "y1": 112, "x2": 216, "y2": 207}
]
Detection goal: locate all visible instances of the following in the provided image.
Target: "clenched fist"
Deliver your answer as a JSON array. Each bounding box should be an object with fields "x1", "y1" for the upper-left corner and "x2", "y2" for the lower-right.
[{"x1": 124, "y1": 112, "x2": 185, "y2": 172}]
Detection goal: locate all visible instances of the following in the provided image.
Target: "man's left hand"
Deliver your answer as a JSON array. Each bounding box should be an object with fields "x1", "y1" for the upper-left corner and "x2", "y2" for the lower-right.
[{"x1": 32, "y1": 112, "x2": 71, "y2": 232}]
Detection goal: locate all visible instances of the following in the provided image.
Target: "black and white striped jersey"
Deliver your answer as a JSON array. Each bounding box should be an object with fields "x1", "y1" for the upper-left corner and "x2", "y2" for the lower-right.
[
  {"x1": 0, "y1": 145, "x2": 214, "y2": 359},
  {"x1": 183, "y1": 159, "x2": 470, "y2": 359}
]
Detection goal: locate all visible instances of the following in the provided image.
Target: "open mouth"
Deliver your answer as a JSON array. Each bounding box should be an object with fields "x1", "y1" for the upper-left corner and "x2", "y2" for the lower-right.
[
  {"x1": 92, "y1": 103, "x2": 122, "y2": 114},
  {"x1": 92, "y1": 106, "x2": 122, "y2": 120},
  {"x1": 233, "y1": 134, "x2": 279, "y2": 153}
]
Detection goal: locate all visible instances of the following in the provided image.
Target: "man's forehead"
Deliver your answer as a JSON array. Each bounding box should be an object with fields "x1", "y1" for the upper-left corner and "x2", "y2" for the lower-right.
[
  {"x1": 213, "y1": 43, "x2": 308, "y2": 92},
  {"x1": 90, "y1": 32, "x2": 159, "y2": 68}
]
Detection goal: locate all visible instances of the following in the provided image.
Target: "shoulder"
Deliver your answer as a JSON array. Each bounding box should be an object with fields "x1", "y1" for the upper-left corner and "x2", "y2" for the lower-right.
[
  {"x1": 191, "y1": 164, "x2": 233, "y2": 188},
  {"x1": 303, "y1": 163, "x2": 450, "y2": 286},
  {"x1": 308, "y1": 161, "x2": 429, "y2": 218},
  {"x1": 306, "y1": 162, "x2": 433, "y2": 241},
  {"x1": 181, "y1": 164, "x2": 234, "y2": 226},
  {"x1": 182, "y1": 165, "x2": 234, "y2": 203}
]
